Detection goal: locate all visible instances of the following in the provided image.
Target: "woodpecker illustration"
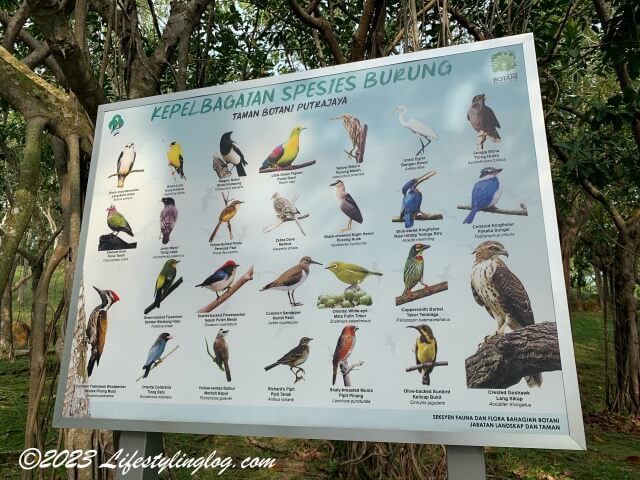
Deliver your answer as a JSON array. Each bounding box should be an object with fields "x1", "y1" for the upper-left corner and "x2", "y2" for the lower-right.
[
  {"x1": 86, "y1": 287, "x2": 120, "y2": 377},
  {"x1": 261, "y1": 126, "x2": 306, "y2": 170},
  {"x1": 220, "y1": 132, "x2": 248, "y2": 177},
  {"x1": 106, "y1": 205, "x2": 134, "y2": 237},
  {"x1": 160, "y1": 197, "x2": 178, "y2": 244},
  {"x1": 213, "y1": 328, "x2": 231, "y2": 382},
  {"x1": 196, "y1": 260, "x2": 240, "y2": 297},
  {"x1": 167, "y1": 142, "x2": 186, "y2": 180},
  {"x1": 116, "y1": 142, "x2": 136, "y2": 188},
  {"x1": 407, "y1": 324, "x2": 437, "y2": 385},
  {"x1": 142, "y1": 332, "x2": 173, "y2": 379},
  {"x1": 332, "y1": 325, "x2": 358, "y2": 385}
]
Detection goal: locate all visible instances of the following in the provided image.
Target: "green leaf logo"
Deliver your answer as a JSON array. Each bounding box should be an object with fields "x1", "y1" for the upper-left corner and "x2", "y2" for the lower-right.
[
  {"x1": 108, "y1": 114, "x2": 124, "y2": 136},
  {"x1": 491, "y1": 51, "x2": 517, "y2": 73}
]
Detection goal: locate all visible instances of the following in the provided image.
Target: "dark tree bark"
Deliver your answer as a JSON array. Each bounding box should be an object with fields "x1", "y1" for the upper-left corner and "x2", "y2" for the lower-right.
[
  {"x1": 466, "y1": 323, "x2": 561, "y2": 389},
  {"x1": 0, "y1": 260, "x2": 17, "y2": 361}
]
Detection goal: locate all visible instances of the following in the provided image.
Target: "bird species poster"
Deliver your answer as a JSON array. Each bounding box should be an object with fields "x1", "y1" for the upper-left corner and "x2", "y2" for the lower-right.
[{"x1": 55, "y1": 34, "x2": 585, "y2": 450}]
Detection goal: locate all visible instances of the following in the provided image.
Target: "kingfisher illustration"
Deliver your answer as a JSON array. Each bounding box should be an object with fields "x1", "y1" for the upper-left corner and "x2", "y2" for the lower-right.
[
  {"x1": 160, "y1": 197, "x2": 178, "y2": 244},
  {"x1": 264, "y1": 337, "x2": 313, "y2": 383},
  {"x1": 330, "y1": 180, "x2": 363, "y2": 232},
  {"x1": 86, "y1": 287, "x2": 120, "y2": 377},
  {"x1": 167, "y1": 142, "x2": 186, "y2": 180},
  {"x1": 196, "y1": 260, "x2": 240, "y2": 298},
  {"x1": 220, "y1": 132, "x2": 248, "y2": 177},
  {"x1": 407, "y1": 325, "x2": 437, "y2": 385},
  {"x1": 325, "y1": 261, "x2": 382, "y2": 290},
  {"x1": 116, "y1": 143, "x2": 136, "y2": 188},
  {"x1": 463, "y1": 167, "x2": 503, "y2": 224},
  {"x1": 261, "y1": 126, "x2": 306, "y2": 170},
  {"x1": 106, "y1": 205, "x2": 134, "y2": 237},
  {"x1": 332, "y1": 325, "x2": 358, "y2": 385},
  {"x1": 142, "y1": 332, "x2": 173, "y2": 378},
  {"x1": 153, "y1": 259, "x2": 179, "y2": 310},
  {"x1": 404, "y1": 243, "x2": 431, "y2": 295},
  {"x1": 213, "y1": 328, "x2": 231, "y2": 382},
  {"x1": 467, "y1": 94, "x2": 501, "y2": 150},
  {"x1": 471, "y1": 241, "x2": 541, "y2": 387},
  {"x1": 399, "y1": 171, "x2": 437, "y2": 228},
  {"x1": 260, "y1": 256, "x2": 322, "y2": 306}
]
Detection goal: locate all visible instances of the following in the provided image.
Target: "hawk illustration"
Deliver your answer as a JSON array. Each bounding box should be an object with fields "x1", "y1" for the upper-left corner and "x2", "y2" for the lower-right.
[{"x1": 470, "y1": 240, "x2": 542, "y2": 387}]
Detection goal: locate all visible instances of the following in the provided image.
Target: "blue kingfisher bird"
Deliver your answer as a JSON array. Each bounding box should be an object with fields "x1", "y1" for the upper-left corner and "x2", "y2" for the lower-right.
[
  {"x1": 463, "y1": 167, "x2": 503, "y2": 224},
  {"x1": 400, "y1": 171, "x2": 437, "y2": 228}
]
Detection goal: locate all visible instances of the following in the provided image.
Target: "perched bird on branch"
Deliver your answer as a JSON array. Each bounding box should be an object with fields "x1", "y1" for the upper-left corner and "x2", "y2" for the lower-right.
[
  {"x1": 160, "y1": 197, "x2": 178, "y2": 244},
  {"x1": 106, "y1": 205, "x2": 134, "y2": 237},
  {"x1": 400, "y1": 171, "x2": 437, "y2": 228},
  {"x1": 196, "y1": 260, "x2": 240, "y2": 298},
  {"x1": 213, "y1": 328, "x2": 231, "y2": 382},
  {"x1": 261, "y1": 126, "x2": 306, "y2": 170},
  {"x1": 220, "y1": 132, "x2": 248, "y2": 177},
  {"x1": 467, "y1": 94, "x2": 501, "y2": 150},
  {"x1": 271, "y1": 193, "x2": 306, "y2": 235},
  {"x1": 404, "y1": 243, "x2": 431, "y2": 295},
  {"x1": 332, "y1": 325, "x2": 358, "y2": 385},
  {"x1": 209, "y1": 199, "x2": 243, "y2": 243},
  {"x1": 142, "y1": 332, "x2": 173, "y2": 379},
  {"x1": 116, "y1": 142, "x2": 136, "y2": 188},
  {"x1": 331, "y1": 114, "x2": 364, "y2": 159},
  {"x1": 260, "y1": 256, "x2": 322, "y2": 306},
  {"x1": 407, "y1": 325, "x2": 437, "y2": 385},
  {"x1": 463, "y1": 167, "x2": 503, "y2": 224},
  {"x1": 167, "y1": 142, "x2": 186, "y2": 180},
  {"x1": 265, "y1": 337, "x2": 313, "y2": 383},
  {"x1": 395, "y1": 105, "x2": 438, "y2": 156},
  {"x1": 326, "y1": 261, "x2": 382, "y2": 291},
  {"x1": 471, "y1": 241, "x2": 541, "y2": 387},
  {"x1": 330, "y1": 180, "x2": 363, "y2": 232},
  {"x1": 153, "y1": 259, "x2": 179, "y2": 310},
  {"x1": 86, "y1": 287, "x2": 120, "y2": 377}
]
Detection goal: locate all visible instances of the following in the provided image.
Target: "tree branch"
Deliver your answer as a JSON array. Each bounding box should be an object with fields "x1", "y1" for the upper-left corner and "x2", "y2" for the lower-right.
[
  {"x1": 1, "y1": 1, "x2": 30, "y2": 52},
  {"x1": 197, "y1": 266, "x2": 254, "y2": 313},
  {"x1": 135, "y1": 345, "x2": 180, "y2": 382},
  {"x1": 395, "y1": 281, "x2": 448, "y2": 306},
  {"x1": 456, "y1": 203, "x2": 529, "y2": 217},
  {"x1": 449, "y1": 6, "x2": 487, "y2": 41},
  {"x1": 405, "y1": 361, "x2": 448, "y2": 373},
  {"x1": 143, "y1": 278, "x2": 184, "y2": 315},
  {"x1": 391, "y1": 211, "x2": 443, "y2": 222},
  {"x1": 350, "y1": 0, "x2": 376, "y2": 61},
  {"x1": 259, "y1": 160, "x2": 316, "y2": 173}
]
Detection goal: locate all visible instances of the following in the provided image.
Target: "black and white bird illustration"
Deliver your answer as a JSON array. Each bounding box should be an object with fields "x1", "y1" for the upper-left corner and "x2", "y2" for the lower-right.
[
  {"x1": 467, "y1": 94, "x2": 501, "y2": 150},
  {"x1": 116, "y1": 142, "x2": 136, "y2": 188},
  {"x1": 160, "y1": 197, "x2": 178, "y2": 244},
  {"x1": 220, "y1": 132, "x2": 248, "y2": 177}
]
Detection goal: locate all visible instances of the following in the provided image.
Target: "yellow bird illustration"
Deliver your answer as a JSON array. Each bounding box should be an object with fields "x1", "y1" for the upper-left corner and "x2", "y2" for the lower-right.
[{"x1": 167, "y1": 142, "x2": 186, "y2": 180}]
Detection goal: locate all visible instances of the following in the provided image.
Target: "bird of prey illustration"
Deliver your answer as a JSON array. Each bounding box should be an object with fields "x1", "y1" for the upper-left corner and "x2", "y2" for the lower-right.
[
  {"x1": 196, "y1": 260, "x2": 240, "y2": 298},
  {"x1": 470, "y1": 240, "x2": 541, "y2": 387},
  {"x1": 160, "y1": 197, "x2": 178, "y2": 244},
  {"x1": 330, "y1": 180, "x2": 363, "y2": 232},
  {"x1": 325, "y1": 261, "x2": 382, "y2": 291},
  {"x1": 395, "y1": 105, "x2": 438, "y2": 156},
  {"x1": 220, "y1": 132, "x2": 248, "y2": 177},
  {"x1": 167, "y1": 142, "x2": 186, "y2": 180},
  {"x1": 400, "y1": 171, "x2": 437, "y2": 228},
  {"x1": 260, "y1": 256, "x2": 322, "y2": 306},
  {"x1": 142, "y1": 332, "x2": 173, "y2": 378},
  {"x1": 332, "y1": 325, "x2": 358, "y2": 385},
  {"x1": 116, "y1": 143, "x2": 136, "y2": 188},
  {"x1": 407, "y1": 324, "x2": 437, "y2": 385},
  {"x1": 467, "y1": 94, "x2": 501, "y2": 150},
  {"x1": 213, "y1": 328, "x2": 231, "y2": 382},
  {"x1": 86, "y1": 287, "x2": 120, "y2": 377},
  {"x1": 463, "y1": 167, "x2": 503, "y2": 224},
  {"x1": 404, "y1": 243, "x2": 431, "y2": 295},
  {"x1": 261, "y1": 126, "x2": 306, "y2": 170},
  {"x1": 265, "y1": 337, "x2": 313, "y2": 384},
  {"x1": 106, "y1": 205, "x2": 134, "y2": 237}
]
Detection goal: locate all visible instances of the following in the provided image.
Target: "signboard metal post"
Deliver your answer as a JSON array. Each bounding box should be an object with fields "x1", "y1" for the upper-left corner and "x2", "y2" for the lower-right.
[
  {"x1": 447, "y1": 446, "x2": 486, "y2": 479},
  {"x1": 115, "y1": 431, "x2": 163, "y2": 480}
]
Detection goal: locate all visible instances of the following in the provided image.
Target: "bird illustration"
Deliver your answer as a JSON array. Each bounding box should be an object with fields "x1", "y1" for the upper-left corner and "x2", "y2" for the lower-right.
[
  {"x1": 213, "y1": 328, "x2": 231, "y2": 382},
  {"x1": 463, "y1": 167, "x2": 503, "y2": 224},
  {"x1": 467, "y1": 94, "x2": 501, "y2": 150},
  {"x1": 167, "y1": 142, "x2": 186, "y2": 180},
  {"x1": 86, "y1": 287, "x2": 120, "y2": 377},
  {"x1": 160, "y1": 197, "x2": 178, "y2": 244},
  {"x1": 264, "y1": 337, "x2": 313, "y2": 383},
  {"x1": 209, "y1": 199, "x2": 243, "y2": 243},
  {"x1": 270, "y1": 193, "x2": 306, "y2": 235},
  {"x1": 260, "y1": 256, "x2": 322, "y2": 306},
  {"x1": 116, "y1": 142, "x2": 136, "y2": 188},
  {"x1": 331, "y1": 114, "x2": 365, "y2": 160},
  {"x1": 153, "y1": 259, "x2": 179, "y2": 310},
  {"x1": 325, "y1": 261, "x2": 382, "y2": 291},
  {"x1": 471, "y1": 241, "x2": 541, "y2": 387},
  {"x1": 106, "y1": 205, "x2": 133, "y2": 237},
  {"x1": 330, "y1": 180, "x2": 363, "y2": 232},
  {"x1": 196, "y1": 260, "x2": 240, "y2": 298},
  {"x1": 260, "y1": 126, "x2": 306, "y2": 170},
  {"x1": 142, "y1": 332, "x2": 173, "y2": 378},
  {"x1": 407, "y1": 325, "x2": 437, "y2": 385},
  {"x1": 404, "y1": 243, "x2": 431, "y2": 295},
  {"x1": 395, "y1": 105, "x2": 438, "y2": 157},
  {"x1": 220, "y1": 132, "x2": 248, "y2": 177},
  {"x1": 332, "y1": 325, "x2": 358, "y2": 385},
  {"x1": 400, "y1": 171, "x2": 437, "y2": 228}
]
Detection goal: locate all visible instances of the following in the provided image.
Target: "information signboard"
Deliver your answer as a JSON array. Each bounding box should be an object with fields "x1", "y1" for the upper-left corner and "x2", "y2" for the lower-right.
[{"x1": 54, "y1": 34, "x2": 585, "y2": 450}]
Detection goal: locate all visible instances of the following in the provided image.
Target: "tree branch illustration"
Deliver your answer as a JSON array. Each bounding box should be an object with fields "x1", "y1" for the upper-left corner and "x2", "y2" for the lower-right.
[
  {"x1": 392, "y1": 212, "x2": 444, "y2": 222},
  {"x1": 143, "y1": 278, "x2": 183, "y2": 315},
  {"x1": 204, "y1": 337, "x2": 224, "y2": 372},
  {"x1": 456, "y1": 203, "x2": 529, "y2": 216},
  {"x1": 135, "y1": 345, "x2": 180, "y2": 382},
  {"x1": 405, "y1": 361, "x2": 449, "y2": 372},
  {"x1": 98, "y1": 233, "x2": 137, "y2": 250},
  {"x1": 107, "y1": 169, "x2": 145, "y2": 179},
  {"x1": 197, "y1": 265, "x2": 254, "y2": 313},
  {"x1": 259, "y1": 160, "x2": 316, "y2": 173},
  {"x1": 355, "y1": 124, "x2": 367, "y2": 163},
  {"x1": 395, "y1": 281, "x2": 448, "y2": 306},
  {"x1": 465, "y1": 322, "x2": 561, "y2": 388},
  {"x1": 263, "y1": 214, "x2": 309, "y2": 234},
  {"x1": 339, "y1": 359, "x2": 365, "y2": 387}
]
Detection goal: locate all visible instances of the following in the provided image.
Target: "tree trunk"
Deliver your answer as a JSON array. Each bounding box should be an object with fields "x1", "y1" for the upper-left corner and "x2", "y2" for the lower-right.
[{"x1": 0, "y1": 259, "x2": 17, "y2": 360}]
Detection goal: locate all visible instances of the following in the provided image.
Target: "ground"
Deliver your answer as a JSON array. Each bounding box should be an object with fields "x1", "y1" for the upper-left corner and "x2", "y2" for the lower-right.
[{"x1": 0, "y1": 311, "x2": 638, "y2": 479}]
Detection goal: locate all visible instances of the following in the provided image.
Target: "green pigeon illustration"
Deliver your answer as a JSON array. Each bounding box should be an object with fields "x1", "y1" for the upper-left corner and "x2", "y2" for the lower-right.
[{"x1": 106, "y1": 205, "x2": 134, "y2": 236}]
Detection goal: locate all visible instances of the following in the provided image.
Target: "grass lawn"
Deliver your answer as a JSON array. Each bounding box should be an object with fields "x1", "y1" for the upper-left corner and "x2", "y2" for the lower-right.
[{"x1": 0, "y1": 311, "x2": 638, "y2": 479}]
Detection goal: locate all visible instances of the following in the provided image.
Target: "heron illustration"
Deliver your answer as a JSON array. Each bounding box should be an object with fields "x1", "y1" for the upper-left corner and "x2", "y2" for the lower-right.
[
  {"x1": 395, "y1": 105, "x2": 438, "y2": 157},
  {"x1": 331, "y1": 114, "x2": 365, "y2": 161}
]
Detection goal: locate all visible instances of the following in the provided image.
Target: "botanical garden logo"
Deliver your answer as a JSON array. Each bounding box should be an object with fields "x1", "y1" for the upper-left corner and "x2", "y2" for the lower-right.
[
  {"x1": 108, "y1": 114, "x2": 124, "y2": 135},
  {"x1": 491, "y1": 50, "x2": 518, "y2": 84}
]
